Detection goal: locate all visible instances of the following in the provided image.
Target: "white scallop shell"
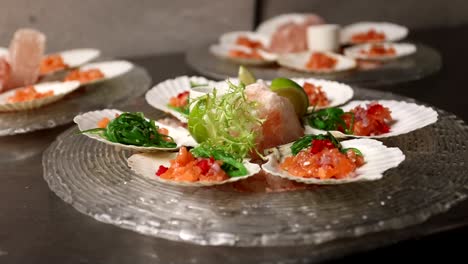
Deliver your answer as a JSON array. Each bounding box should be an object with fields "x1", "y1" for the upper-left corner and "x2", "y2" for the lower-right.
[
  {"x1": 127, "y1": 152, "x2": 261, "y2": 187},
  {"x1": 210, "y1": 44, "x2": 277, "y2": 65},
  {"x1": 188, "y1": 78, "x2": 239, "y2": 103},
  {"x1": 0, "y1": 47, "x2": 7, "y2": 58},
  {"x1": 263, "y1": 138, "x2": 405, "y2": 184},
  {"x1": 74, "y1": 109, "x2": 197, "y2": 152},
  {"x1": 277, "y1": 51, "x2": 357, "y2": 73},
  {"x1": 341, "y1": 22, "x2": 409, "y2": 44},
  {"x1": 0, "y1": 81, "x2": 80, "y2": 112},
  {"x1": 344, "y1": 43, "x2": 417, "y2": 61},
  {"x1": 305, "y1": 100, "x2": 438, "y2": 138},
  {"x1": 72, "y1": 60, "x2": 134, "y2": 85},
  {"x1": 145, "y1": 76, "x2": 216, "y2": 122},
  {"x1": 290, "y1": 78, "x2": 354, "y2": 110},
  {"x1": 55, "y1": 48, "x2": 100, "y2": 68},
  {"x1": 219, "y1": 31, "x2": 271, "y2": 48},
  {"x1": 256, "y1": 13, "x2": 324, "y2": 37}
]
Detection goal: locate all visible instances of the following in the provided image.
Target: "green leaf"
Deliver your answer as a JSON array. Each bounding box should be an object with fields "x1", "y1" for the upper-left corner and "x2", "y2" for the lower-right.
[
  {"x1": 306, "y1": 107, "x2": 354, "y2": 134},
  {"x1": 190, "y1": 145, "x2": 248, "y2": 177},
  {"x1": 341, "y1": 147, "x2": 363, "y2": 156},
  {"x1": 290, "y1": 132, "x2": 343, "y2": 155}
]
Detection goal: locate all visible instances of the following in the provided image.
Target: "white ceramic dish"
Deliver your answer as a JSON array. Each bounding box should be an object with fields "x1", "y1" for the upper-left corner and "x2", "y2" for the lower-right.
[
  {"x1": 74, "y1": 109, "x2": 197, "y2": 152},
  {"x1": 0, "y1": 81, "x2": 80, "y2": 112},
  {"x1": 305, "y1": 100, "x2": 438, "y2": 138},
  {"x1": 263, "y1": 138, "x2": 405, "y2": 184},
  {"x1": 128, "y1": 152, "x2": 261, "y2": 187}
]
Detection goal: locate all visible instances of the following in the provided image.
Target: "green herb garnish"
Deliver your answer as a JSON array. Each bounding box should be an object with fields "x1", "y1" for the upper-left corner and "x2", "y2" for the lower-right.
[
  {"x1": 167, "y1": 104, "x2": 189, "y2": 116},
  {"x1": 190, "y1": 81, "x2": 207, "y2": 88},
  {"x1": 341, "y1": 147, "x2": 363, "y2": 156},
  {"x1": 191, "y1": 145, "x2": 248, "y2": 177},
  {"x1": 290, "y1": 132, "x2": 342, "y2": 155},
  {"x1": 307, "y1": 107, "x2": 354, "y2": 134},
  {"x1": 80, "y1": 112, "x2": 177, "y2": 148},
  {"x1": 188, "y1": 80, "x2": 263, "y2": 159}
]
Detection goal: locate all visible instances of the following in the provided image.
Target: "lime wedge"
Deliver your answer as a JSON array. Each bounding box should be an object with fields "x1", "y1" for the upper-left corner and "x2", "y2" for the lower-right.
[
  {"x1": 270, "y1": 78, "x2": 309, "y2": 117},
  {"x1": 238, "y1": 66, "x2": 256, "y2": 85},
  {"x1": 188, "y1": 99, "x2": 209, "y2": 143}
]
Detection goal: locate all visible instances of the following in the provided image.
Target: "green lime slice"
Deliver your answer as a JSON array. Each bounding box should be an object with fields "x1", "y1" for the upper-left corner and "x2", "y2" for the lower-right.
[
  {"x1": 270, "y1": 78, "x2": 309, "y2": 117},
  {"x1": 238, "y1": 66, "x2": 256, "y2": 85},
  {"x1": 188, "y1": 99, "x2": 209, "y2": 143}
]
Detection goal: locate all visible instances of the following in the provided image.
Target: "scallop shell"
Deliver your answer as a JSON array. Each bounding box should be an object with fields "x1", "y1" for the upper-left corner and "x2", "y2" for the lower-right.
[
  {"x1": 210, "y1": 44, "x2": 277, "y2": 65},
  {"x1": 344, "y1": 43, "x2": 417, "y2": 61},
  {"x1": 74, "y1": 60, "x2": 134, "y2": 85},
  {"x1": 305, "y1": 100, "x2": 438, "y2": 138},
  {"x1": 219, "y1": 31, "x2": 271, "y2": 48},
  {"x1": 145, "y1": 76, "x2": 216, "y2": 122},
  {"x1": 256, "y1": 13, "x2": 324, "y2": 37},
  {"x1": 291, "y1": 78, "x2": 354, "y2": 110},
  {"x1": 74, "y1": 109, "x2": 197, "y2": 152},
  {"x1": 278, "y1": 51, "x2": 356, "y2": 73},
  {"x1": 263, "y1": 138, "x2": 405, "y2": 184},
  {"x1": 0, "y1": 81, "x2": 80, "y2": 112},
  {"x1": 0, "y1": 47, "x2": 7, "y2": 58},
  {"x1": 341, "y1": 22, "x2": 409, "y2": 45},
  {"x1": 127, "y1": 152, "x2": 261, "y2": 187},
  {"x1": 55, "y1": 48, "x2": 100, "y2": 68}
]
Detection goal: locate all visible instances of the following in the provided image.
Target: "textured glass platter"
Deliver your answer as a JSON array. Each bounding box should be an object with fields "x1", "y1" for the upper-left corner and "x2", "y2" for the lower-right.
[
  {"x1": 186, "y1": 43, "x2": 441, "y2": 86},
  {"x1": 43, "y1": 88, "x2": 468, "y2": 247},
  {"x1": 0, "y1": 65, "x2": 150, "y2": 136}
]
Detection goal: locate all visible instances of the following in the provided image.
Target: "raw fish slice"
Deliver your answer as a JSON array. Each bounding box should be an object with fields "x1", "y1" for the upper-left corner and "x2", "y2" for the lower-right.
[
  {"x1": 0, "y1": 58, "x2": 10, "y2": 93},
  {"x1": 7, "y1": 29, "x2": 46, "y2": 90},
  {"x1": 245, "y1": 81, "x2": 304, "y2": 154},
  {"x1": 268, "y1": 15, "x2": 324, "y2": 54}
]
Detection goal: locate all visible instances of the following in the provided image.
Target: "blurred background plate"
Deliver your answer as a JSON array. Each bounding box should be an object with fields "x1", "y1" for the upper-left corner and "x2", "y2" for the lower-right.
[
  {"x1": 0, "y1": 65, "x2": 150, "y2": 136},
  {"x1": 43, "y1": 87, "x2": 468, "y2": 247},
  {"x1": 186, "y1": 43, "x2": 441, "y2": 86}
]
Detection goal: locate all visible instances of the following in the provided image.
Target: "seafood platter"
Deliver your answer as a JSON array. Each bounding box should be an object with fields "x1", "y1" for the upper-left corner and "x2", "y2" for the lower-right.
[
  {"x1": 42, "y1": 64, "x2": 468, "y2": 246},
  {"x1": 0, "y1": 28, "x2": 147, "y2": 136},
  {"x1": 187, "y1": 13, "x2": 441, "y2": 84}
]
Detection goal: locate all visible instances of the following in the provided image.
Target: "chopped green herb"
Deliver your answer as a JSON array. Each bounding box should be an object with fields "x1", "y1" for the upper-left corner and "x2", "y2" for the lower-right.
[
  {"x1": 290, "y1": 132, "x2": 342, "y2": 155},
  {"x1": 167, "y1": 104, "x2": 189, "y2": 116},
  {"x1": 191, "y1": 145, "x2": 248, "y2": 177},
  {"x1": 307, "y1": 107, "x2": 354, "y2": 134},
  {"x1": 341, "y1": 148, "x2": 363, "y2": 156}
]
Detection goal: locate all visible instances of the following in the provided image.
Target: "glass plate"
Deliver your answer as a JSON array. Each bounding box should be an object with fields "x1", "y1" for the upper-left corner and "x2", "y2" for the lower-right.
[
  {"x1": 0, "y1": 65, "x2": 150, "y2": 136},
  {"x1": 185, "y1": 43, "x2": 441, "y2": 86},
  {"x1": 42, "y1": 88, "x2": 468, "y2": 247}
]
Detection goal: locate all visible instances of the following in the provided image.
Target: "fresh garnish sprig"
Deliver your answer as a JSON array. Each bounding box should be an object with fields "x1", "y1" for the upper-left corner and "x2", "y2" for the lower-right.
[
  {"x1": 80, "y1": 112, "x2": 177, "y2": 148},
  {"x1": 290, "y1": 132, "x2": 362, "y2": 156},
  {"x1": 189, "y1": 80, "x2": 263, "y2": 159},
  {"x1": 190, "y1": 145, "x2": 248, "y2": 177},
  {"x1": 307, "y1": 107, "x2": 354, "y2": 134},
  {"x1": 167, "y1": 105, "x2": 189, "y2": 116}
]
